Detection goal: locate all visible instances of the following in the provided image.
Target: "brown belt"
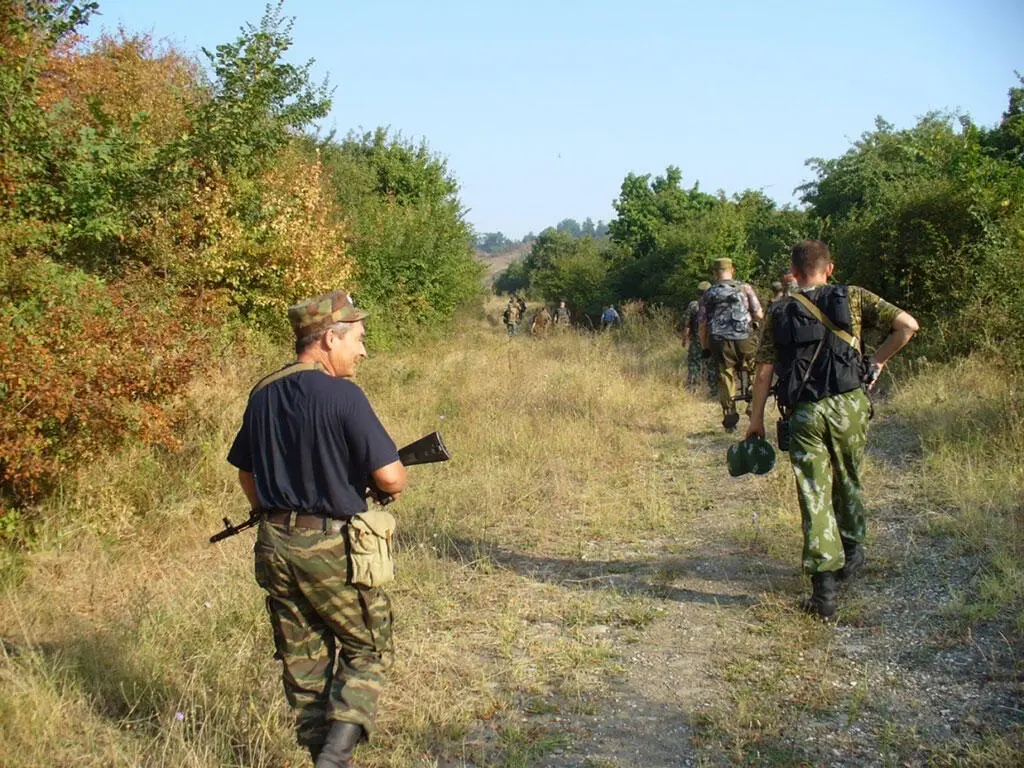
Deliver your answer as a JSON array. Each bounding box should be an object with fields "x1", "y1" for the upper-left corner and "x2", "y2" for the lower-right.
[{"x1": 263, "y1": 510, "x2": 348, "y2": 534}]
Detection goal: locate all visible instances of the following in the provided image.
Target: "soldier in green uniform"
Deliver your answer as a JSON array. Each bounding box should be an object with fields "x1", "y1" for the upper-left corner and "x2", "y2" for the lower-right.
[
  {"x1": 228, "y1": 290, "x2": 408, "y2": 767},
  {"x1": 553, "y1": 299, "x2": 571, "y2": 329},
  {"x1": 683, "y1": 281, "x2": 712, "y2": 389},
  {"x1": 503, "y1": 298, "x2": 521, "y2": 336},
  {"x1": 746, "y1": 241, "x2": 919, "y2": 619}
]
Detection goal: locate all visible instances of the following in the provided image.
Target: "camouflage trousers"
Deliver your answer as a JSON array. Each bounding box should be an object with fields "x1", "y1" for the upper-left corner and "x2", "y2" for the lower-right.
[
  {"x1": 788, "y1": 388, "x2": 871, "y2": 574},
  {"x1": 710, "y1": 337, "x2": 757, "y2": 416},
  {"x1": 685, "y1": 342, "x2": 705, "y2": 387},
  {"x1": 506, "y1": 322, "x2": 517, "y2": 336},
  {"x1": 254, "y1": 519, "x2": 394, "y2": 751}
]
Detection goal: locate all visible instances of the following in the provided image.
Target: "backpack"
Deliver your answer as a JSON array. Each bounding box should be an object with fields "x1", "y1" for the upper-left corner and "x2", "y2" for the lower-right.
[{"x1": 705, "y1": 280, "x2": 752, "y2": 341}]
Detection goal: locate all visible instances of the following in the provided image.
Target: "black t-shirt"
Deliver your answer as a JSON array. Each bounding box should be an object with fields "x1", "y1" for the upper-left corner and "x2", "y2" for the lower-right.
[{"x1": 227, "y1": 369, "x2": 398, "y2": 518}]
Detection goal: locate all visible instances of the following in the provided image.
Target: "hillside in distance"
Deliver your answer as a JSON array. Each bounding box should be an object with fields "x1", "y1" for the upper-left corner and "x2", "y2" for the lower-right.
[{"x1": 474, "y1": 242, "x2": 529, "y2": 282}]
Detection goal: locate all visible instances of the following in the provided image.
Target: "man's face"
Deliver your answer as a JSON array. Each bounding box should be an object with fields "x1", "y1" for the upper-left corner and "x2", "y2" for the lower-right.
[{"x1": 329, "y1": 322, "x2": 367, "y2": 377}]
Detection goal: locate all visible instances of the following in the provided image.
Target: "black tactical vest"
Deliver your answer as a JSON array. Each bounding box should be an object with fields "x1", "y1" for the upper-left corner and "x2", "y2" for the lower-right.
[{"x1": 771, "y1": 285, "x2": 863, "y2": 407}]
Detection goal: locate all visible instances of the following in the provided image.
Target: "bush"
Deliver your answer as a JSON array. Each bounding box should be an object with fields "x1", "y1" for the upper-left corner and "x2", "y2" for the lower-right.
[{"x1": 0, "y1": 254, "x2": 227, "y2": 522}]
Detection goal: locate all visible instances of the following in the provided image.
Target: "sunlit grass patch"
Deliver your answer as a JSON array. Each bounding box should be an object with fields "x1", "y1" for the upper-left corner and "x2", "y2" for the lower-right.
[{"x1": 890, "y1": 357, "x2": 1024, "y2": 624}]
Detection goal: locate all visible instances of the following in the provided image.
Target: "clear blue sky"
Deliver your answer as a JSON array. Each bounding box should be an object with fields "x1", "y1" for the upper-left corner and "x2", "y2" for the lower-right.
[{"x1": 87, "y1": 0, "x2": 1022, "y2": 239}]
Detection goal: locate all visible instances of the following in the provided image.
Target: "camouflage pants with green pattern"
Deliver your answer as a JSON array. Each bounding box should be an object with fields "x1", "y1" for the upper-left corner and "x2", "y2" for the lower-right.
[
  {"x1": 686, "y1": 342, "x2": 705, "y2": 387},
  {"x1": 254, "y1": 519, "x2": 394, "y2": 751},
  {"x1": 788, "y1": 388, "x2": 871, "y2": 574}
]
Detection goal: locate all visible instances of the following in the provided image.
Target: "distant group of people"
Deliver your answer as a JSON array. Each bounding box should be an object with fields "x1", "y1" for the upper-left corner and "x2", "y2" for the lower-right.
[{"x1": 503, "y1": 295, "x2": 612, "y2": 337}]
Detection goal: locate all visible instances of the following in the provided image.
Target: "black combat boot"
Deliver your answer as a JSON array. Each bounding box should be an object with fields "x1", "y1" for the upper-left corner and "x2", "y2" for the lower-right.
[
  {"x1": 722, "y1": 412, "x2": 740, "y2": 431},
  {"x1": 800, "y1": 571, "x2": 838, "y2": 620},
  {"x1": 315, "y1": 721, "x2": 364, "y2": 768},
  {"x1": 838, "y1": 540, "x2": 866, "y2": 582}
]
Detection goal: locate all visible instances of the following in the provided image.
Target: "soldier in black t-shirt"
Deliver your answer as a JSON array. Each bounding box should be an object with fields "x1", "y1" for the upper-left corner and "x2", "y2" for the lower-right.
[{"x1": 228, "y1": 289, "x2": 406, "y2": 768}]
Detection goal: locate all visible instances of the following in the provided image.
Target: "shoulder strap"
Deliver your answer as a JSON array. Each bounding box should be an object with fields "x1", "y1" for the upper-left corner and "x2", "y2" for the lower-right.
[
  {"x1": 249, "y1": 361, "x2": 324, "y2": 399},
  {"x1": 792, "y1": 293, "x2": 860, "y2": 350}
]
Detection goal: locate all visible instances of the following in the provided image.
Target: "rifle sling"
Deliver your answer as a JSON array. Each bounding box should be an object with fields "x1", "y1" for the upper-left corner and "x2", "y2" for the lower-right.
[
  {"x1": 249, "y1": 361, "x2": 325, "y2": 398},
  {"x1": 791, "y1": 292, "x2": 860, "y2": 351}
]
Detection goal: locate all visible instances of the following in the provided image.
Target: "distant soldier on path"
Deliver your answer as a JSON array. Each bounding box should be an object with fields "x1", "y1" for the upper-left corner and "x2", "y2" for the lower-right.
[
  {"x1": 553, "y1": 299, "x2": 571, "y2": 330},
  {"x1": 503, "y1": 298, "x2": 521, "y2": 336},
  {"x1": 531, "y1": 305, "x2": 552, "y2": 337},
  {"x1": 699, "y1": 258, "x2": 764, "y2": 431},
  {"x1": 746, "y1": 240, "x2": 919, "y2": 619},
  {"x1": 601, "y1": 305, "x2": 621, "y2": 331}
]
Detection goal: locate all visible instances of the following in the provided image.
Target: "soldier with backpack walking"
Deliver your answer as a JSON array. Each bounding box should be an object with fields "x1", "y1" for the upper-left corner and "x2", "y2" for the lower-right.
[{"x1": 699, "y1": 258, "x2": 764, "y2": 431}]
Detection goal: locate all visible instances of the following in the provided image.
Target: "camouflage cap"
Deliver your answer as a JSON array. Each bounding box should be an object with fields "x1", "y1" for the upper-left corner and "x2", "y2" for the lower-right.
[
  {"x1": 697, "y1": 281, "x2": 712, "y2": 292},
  {"x1": 712, "y1": 257, "x2": 733, "y2": 272},
  {"x1": 288, "y1": 290, "x2": 368, "y2": 340},
  {"x1": 727, "y1": 435, "x2": 777, "y2": 477}
]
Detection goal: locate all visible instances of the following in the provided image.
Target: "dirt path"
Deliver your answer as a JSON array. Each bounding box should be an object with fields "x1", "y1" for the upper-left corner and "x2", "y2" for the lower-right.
[{"x1": 521, "y1": 402, "x2": 1022, "y2": 767}]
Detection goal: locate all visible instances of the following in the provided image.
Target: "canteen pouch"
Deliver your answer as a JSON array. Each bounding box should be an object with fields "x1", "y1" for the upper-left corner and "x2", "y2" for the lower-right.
[
  {"x1": 347, "y1": 509, "x2": 397, "y2": 587},
  {"x1": 776, "y1": 417, "x2": 791, "y2": 452}
]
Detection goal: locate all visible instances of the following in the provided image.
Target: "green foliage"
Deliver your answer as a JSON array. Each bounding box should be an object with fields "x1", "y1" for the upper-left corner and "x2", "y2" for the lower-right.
[
  {"x1": 606, "y1": 167, "x2": 808, "y2": 310},
  {"x1": 0, "y1": 0, "x2": 97, "y2": 234},
  {"x1": 193, "y1": 0, "x2": 331, "y2": 178},
  {"x1": 322, "y1": 128, "x2": 482, "y2": 346},
  {"x1": 802, "y1": 107, "x2": 1024, "y2": 364},
  {"x1": 521, "y1": 229, "x2": 613, "y2": 321},
  {"x1": 477, "y1": 231, "x2": 512, "y2": 254},
  {"x1": 0, "y1": 1, "x2": 481, "y2": 522},
  {"x1": 493, "y1": 258, "x2": 530, "y2": 294}
]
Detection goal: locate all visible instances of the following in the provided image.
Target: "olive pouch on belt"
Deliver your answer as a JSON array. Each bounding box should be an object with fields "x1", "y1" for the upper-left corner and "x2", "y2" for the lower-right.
[{"x1": 347, "y1": 509, "x2": 397, "y2": 587}]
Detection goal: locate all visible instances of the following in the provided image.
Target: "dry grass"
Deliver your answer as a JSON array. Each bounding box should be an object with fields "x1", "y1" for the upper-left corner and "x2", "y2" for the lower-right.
[
  {"x1": 889, "y1": 356, "x2": 1024, "y2": 627},
  {"x1": 0, "y1": 298, "x2": 701, "y2": 767},
  {"x1": 1, "y1": 301, "x2": 1020, "y2": 767}
]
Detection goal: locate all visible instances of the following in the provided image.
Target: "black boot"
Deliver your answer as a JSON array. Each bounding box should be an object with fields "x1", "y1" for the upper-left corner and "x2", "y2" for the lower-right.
[
  {"x1": 722, "y1": 412, "x2": 740, "y2": 431},
  {"x1": 315, "y1": 721, "x2": 364, "y2": 768},
  {"x1": 838, "y1": 540, "x2": 866, "y2": 582},
  {"x1": 800, "y1": 571, "x2": 838, "y2": 620}
]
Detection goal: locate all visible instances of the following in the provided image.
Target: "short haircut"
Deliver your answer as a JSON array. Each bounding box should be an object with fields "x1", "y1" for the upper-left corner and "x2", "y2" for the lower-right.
[
  {"x1": 294, "y1": 321, "x2": 358, "y2": 355},
  {"x1": 791, "y1": 240, "x2": 832, "y2": 277}
]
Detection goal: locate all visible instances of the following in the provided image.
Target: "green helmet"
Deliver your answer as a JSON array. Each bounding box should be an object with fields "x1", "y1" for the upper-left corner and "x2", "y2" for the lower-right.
[{"x1": 727, "y1": 435, "x2": 777, "y2": 477}]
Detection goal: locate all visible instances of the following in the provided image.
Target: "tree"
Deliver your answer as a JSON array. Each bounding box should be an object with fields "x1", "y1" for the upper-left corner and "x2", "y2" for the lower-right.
[
  {"x1": 555, "y1": 217, "x2": 582, "y2": 237},
  {"x1": 321, "y1": 128, "x2": 481, "y2": 345},
  {"x1": 192, "y1": 0, "x2": 332, "y2": 177},
  {"x1": 477, "y1": 231, "x2": 511, "y2": 254}
]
